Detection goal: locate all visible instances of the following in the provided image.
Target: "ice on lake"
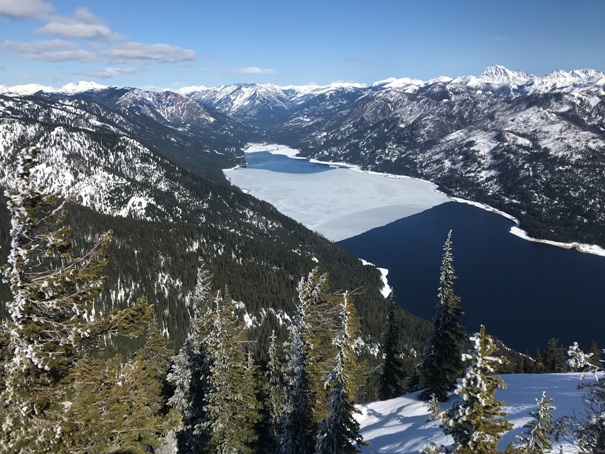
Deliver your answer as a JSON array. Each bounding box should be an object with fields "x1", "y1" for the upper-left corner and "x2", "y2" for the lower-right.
[{"x1": 224, "y1": 145, "x2": 451, "y2": 241}]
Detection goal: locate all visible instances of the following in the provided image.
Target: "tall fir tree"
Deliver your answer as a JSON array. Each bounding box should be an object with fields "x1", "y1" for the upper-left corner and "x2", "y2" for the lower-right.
[
  {"x1": 511, "y1": 391, "x2": 556, "y2": 454},
  {"x1": 277, "y1": 287, "x2": 316, "y2": 454},
  {"x1": 265, "y1": 329, "x2": 286, "y2": 447},
  {"x1": 298, "y1": 267, "x2": 340, "y2": 419},
  {"x1": 543, "y1": 338, "x2": 567, "y2": 373},
  {"x1": 206, "y1": 289, "x2": 262, "y2": 454},
  {"x1": 379, "y1": 292, "x2": 407, "y2": 400},
  {"x1": 420, "y1": 230, "x2": 466, "y2": 402},
  {"x1": 442, "y1": 325, "x2": 513, "y2": 453},
  {"x1": 66, "y1": 323, "x2": 180, "y2": 454},
  {"x1": 167, "y1": 263, "x2": 215, "y2": 453},
  {"x1": 0, "y1": 148, "x2": 153, "y2": 453},
  {"x1": 317, "y1": 291, "x2": 365, "y2": 454}
]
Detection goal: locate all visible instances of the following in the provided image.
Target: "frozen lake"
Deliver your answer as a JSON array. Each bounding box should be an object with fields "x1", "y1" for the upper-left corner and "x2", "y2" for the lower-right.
[
  {"x1": 225, "y1": 144, "x2": 605, "y2": 353},
  {"x1": 225, "y1": 146, "x2": 451, "y2": 241}
]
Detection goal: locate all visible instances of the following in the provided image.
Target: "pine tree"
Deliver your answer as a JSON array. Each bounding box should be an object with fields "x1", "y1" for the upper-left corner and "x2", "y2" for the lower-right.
[
  {"x1": 442, "y1": 325, "x2": 513, "y2": 453},
  {"x1": 543, "y1": 338, "x2": 566, "y2": 373},
  {"x1": 167, "y1": 263, "x2": 215, "y2": 453},
  {"x1": 277, "y1": 289, "x2": 316, "y2": 454},
  {"x1": 298, "y1": 267, "x2": 340, "y2": 417},
  {"x1": 206, "y1": 289, "x2": 262, "y2": 454},
  {"x1": 567, "y1": 342, "x2": 599, "y2": 379},
  {"x1": 512, "y1": 391, "x2": 556, "y2": 454},
  {"x1": 317, "y1": 291, "x2": 365, "y2": 454},
  {"x1": 0, "y1": 148, "x2": 153, "y2": 453},
  {"x1": 575, "y1": 382, "x2": 605, "y2": 453},
  {"x1": 420, "y1": 230, "x2": 466, "y2": 402},
  {"x1": 266, "y1": 330, "x2": 286, "y2": 443},
  {"x1": 427, "y1": 393, "x2": 442, "y2": 421},
  {"x1": 379, "y1": 292, "x2": 407, "y2": 400},
  {"x1": 139, "y1": 314, "x2": 177, "y2": 405},
  {"x1": 67, "y1": 336, "x2": 179, "y2": 453}
]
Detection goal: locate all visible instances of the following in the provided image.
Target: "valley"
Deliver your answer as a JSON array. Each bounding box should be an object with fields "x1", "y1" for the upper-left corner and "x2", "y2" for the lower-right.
[
  {"x1": 227, "y1": 147, "x2": 605, "y2": 353},
  {"x1": 1, "y1": 66, "x2": 603, "y2": 358}
]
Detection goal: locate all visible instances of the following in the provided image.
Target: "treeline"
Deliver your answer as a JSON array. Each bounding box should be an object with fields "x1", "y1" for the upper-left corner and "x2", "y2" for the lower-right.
[
  {"x1": 0, "y1": 151, "x2": 392, "y2": 452},
  {"x1": 2, "y1": 151, "x2": 603, "y2": 453}
]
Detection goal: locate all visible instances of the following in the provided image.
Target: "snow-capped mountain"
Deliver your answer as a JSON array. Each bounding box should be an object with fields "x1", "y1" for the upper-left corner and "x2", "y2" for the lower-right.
[
  {"x1": 182, "y1": 66, "x2": 605, "y2": 247},
  {"x1": 0, "y1": 87, "x2": 399, "y2": 352},
  {"x1": 2, "y1": 66, "x2": 604, "y2": 247},
  {"x1": 0, "y1": 93, "x2": 224, "y2": 224}
]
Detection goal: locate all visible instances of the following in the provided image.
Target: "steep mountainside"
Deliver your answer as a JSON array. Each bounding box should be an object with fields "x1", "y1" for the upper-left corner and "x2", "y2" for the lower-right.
[
  {"x1": 186, "y1": 66, "x2": 605, "y2": 247},
  {"x1": 39, "y1": 87, "x2": 262, "y2": 182},
  {"x1": 0, "y1": 88, "x2": 431, "y2": 400}
]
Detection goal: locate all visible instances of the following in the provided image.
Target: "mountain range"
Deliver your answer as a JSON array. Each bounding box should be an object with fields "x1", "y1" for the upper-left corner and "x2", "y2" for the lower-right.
[
  {"x1": 0, "y1": 65, "x2": 603, "y2": 372},
  {"x1": 5, "y1": 65, "x2": 601, "y2": 247},
  {"x1": 179, "y1": 65, "x2": 605, "y2": 248}
]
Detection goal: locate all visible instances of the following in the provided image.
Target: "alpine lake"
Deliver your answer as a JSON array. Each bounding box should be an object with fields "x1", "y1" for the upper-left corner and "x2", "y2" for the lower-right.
[{"x1": 227, "y1": 151, "x2": 605, "y2": 354}]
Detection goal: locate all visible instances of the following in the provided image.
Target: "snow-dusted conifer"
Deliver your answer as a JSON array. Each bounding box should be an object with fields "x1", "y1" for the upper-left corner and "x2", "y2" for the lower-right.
[
  {"x1": 513, "y1": 391, "x2": 556, "y2": 454},
  {"x1": 567, "y1": 342, "x2": 599, "y2": 379},
  {"x1": 317, "y1": 291, "x2": 365, "y2": 453},
  {"x1": 420, "y1": 230, "x2": 465, "y2": 401},
  {"x1": 167, "y1": 263, "x2": 214, "y2": 453},
  {"x1": 206, "y1": 289, "x2": 261, "y2": 454},
  {"x1": 298, "y1": 267, "x2": 356, "y2": 425},
  {"x1": 379, "y1": 292, "x2": 407, "y2": 400},
  {"x1": 0, "y1": 148, "x2": 153, "y2": 452},
  {"x1": 267, "y1": 329, "x2": 286, "y2": 441},
  {"x1": 277, "y1": 288, "x2": 315, "y2": 454},
  {"x1": 442, "y1": 325, "x2": 512, "y2": 453},
  {"x1": 68, "y1": 315, "x2": 179, "y2": 452},
  {"x1": 427, "y1": 393, "x2": 442, "y2": 421}
]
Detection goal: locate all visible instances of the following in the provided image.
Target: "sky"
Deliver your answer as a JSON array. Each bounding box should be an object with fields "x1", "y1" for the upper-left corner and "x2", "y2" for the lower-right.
[{"x1": 1, "y1": 0, "x2": 604, "y2": 90}]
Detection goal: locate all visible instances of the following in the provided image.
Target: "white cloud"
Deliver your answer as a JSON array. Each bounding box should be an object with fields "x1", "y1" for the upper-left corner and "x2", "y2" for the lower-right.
[
  {"x1": 34, "y1": 8, "x2": 117, "y2": 40},
  {"x1": 100, "y1": 42, "x2": 196, "y2": 63},
  {"x1": 229, "y1": 66, "x2": 276, "y2": 75},
  {"x1": 0, "y1": 0, "x2": 55, "y2": 20},
  {"x1": 83, "y1": 66, "x2": 140, "y2": 79},
  {"x1": 3, "y1": 39, "x2": 95, "y2": 62}
]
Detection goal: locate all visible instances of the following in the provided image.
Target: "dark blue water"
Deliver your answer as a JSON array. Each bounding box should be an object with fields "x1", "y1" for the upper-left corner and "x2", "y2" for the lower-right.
[
  {"x1": 245, "y1": 152, "x2": 336, "y2": 174},
  {"x1": 338, "y1": 202, "x2": 605, "y2": 353},
  {"x1": 245, "y1": 151, "x2": 605, "y2": 353}
]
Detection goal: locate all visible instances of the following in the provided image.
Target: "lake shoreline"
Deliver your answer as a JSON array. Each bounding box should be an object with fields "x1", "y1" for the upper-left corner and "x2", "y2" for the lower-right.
[{"x1": 239, "y1": 142, "x2": 605, "y2": 259}]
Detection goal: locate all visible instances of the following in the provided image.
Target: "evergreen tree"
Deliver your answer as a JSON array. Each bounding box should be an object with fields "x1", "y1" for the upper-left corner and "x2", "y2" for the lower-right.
[
  {"x1": 512, "y1": 391, "x2": 556, "y2": 454},
  {"x1": 567, "y1": 342, "x2": 599, "y2": 378},
  {"x1": 67, "y1": 338, "x2": 179, "y2": 453},
  {"x1": 420, "y1": 230, "x2": 466, "y2": 402},
  {"x1": 0, "y1": 148, "x2": 153, "y2": 453},
  {"x1": 277, "y1": 289, "x2": 316, "y2": 454},
  {"x1": 379, "y1": 292, "x2": 407, "y2": 400},
  {"x1": 167, "y1": 264, "x2": 215, "y2": 453},
  {"x1": 266, "y1": 330, "x2": 286, "y2": 444},
  {"x1": 206, "y1": 289, "x2": 262, "y2": 454},
  {"x1": 543, "y1": 338, "x2": 566, "y2": 373},
  {"x1": 317, "y1": 291, "x2": 365, "y2": 453},
  {"x1": 139, "y1": 314, "x2": 177, "y2": 405},
  {"x1": 575, "y1": 382, "x2": 605, "y2": 453},
  {"x1": 427, "y1": 393, "x2": 442, "y2": 421},
  {"x1": 298, "y1": 267, "x2": 340, "y2": 418},
  {"x1": 442, "y1": 325, "x2": 513, "y2": 453}
]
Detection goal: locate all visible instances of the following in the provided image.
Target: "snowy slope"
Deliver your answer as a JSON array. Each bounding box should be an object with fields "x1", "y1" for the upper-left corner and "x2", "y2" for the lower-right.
[{"x1": 357, "y1": 373, "x2": 589, "y2": 453}]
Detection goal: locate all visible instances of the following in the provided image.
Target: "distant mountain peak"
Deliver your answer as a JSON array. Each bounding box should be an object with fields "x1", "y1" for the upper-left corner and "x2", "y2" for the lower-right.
[
  {"x1": 478, "y1": 65, "x2": 533, "y2": 85},
  {"x1": 59, "y1": 81, "x2": 108, "y2": 94}
]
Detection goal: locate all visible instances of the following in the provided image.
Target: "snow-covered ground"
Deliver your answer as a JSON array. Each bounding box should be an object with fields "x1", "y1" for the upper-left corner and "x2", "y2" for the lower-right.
[
  {"x1": 226, "y1": 144, "x2": 451, "y2": 242},
  {"x1": 357, "y1": 373, "x2": 591, "y2": 453}
]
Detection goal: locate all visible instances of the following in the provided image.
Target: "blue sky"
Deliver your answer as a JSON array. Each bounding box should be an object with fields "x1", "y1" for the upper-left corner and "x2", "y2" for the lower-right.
[{"x1": 1, "y1": 0, "x2": 604, "y2": 89}]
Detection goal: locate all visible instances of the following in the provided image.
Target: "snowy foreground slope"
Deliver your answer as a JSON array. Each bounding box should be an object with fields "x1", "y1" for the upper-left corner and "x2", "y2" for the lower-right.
[{"x1": 357, "y1": 373, "x2": 588, "y2": 453}]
